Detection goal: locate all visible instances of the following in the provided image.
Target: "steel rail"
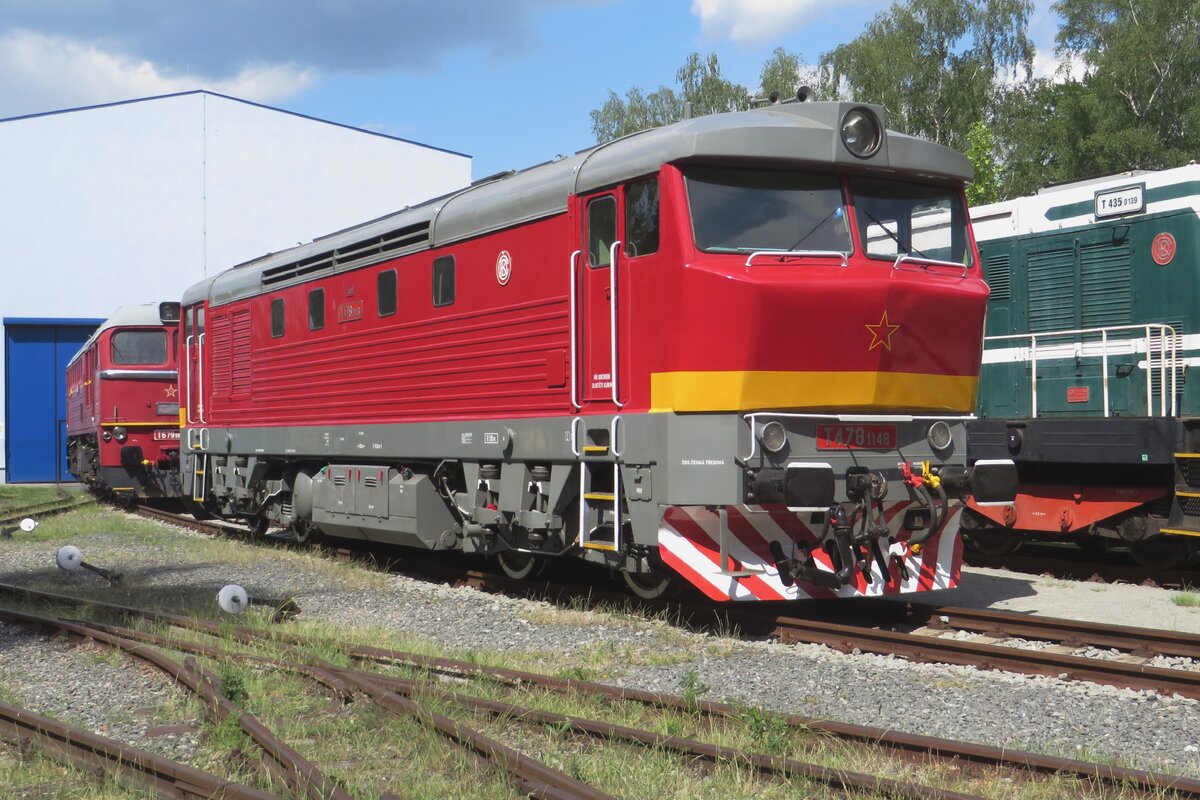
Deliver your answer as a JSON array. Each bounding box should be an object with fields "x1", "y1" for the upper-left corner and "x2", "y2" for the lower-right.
[
  {"x1": 66, "y1": 615, "x2": 976, "y2": 799},
  {"x1": 918, "y1": 604, "x2": 1200, "y2": 659},
  {"x1": 0, "y1": 605, "x2": 351, "y2": 800},
  {"x1": 136, "y1": 504, "x2": 242, "y2": 536},
  {"x1": 342, "y1": 642, "x2": 1200, "y2": 797},
  {"x1": 0, "y1": 496, "x2": 95, "y2": 528},
  {"x1": 0, "y1": 698, "x2": 278, "y2": 799},
  {"x1": 345, "y1": 672, "x2": 615, "y2": 800},
  {"x1": 9, "y1": 583, "x2": 1200, "y2": 795},
  {"x1": 770, "y1": 614, "x2": 1200, "y2": 699},
  {"x1": 78, "y1": 619, "x2": 357, "y2": 703},
  {"x1": 342, "y1": 670, "x2": 984, "y2": 800},
  {"x1": 71, "y1": 617, "x2": 602, "y2": 800}
]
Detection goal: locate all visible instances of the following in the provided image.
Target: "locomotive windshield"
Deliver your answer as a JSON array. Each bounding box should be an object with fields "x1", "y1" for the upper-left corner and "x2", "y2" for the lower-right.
[
  {"x1": 685, "y1": 167, "x2": 851, "y2": 254},
  {"x1": 685, "y1": 167, "x2": 972, "y2": 267},
  {"x1": 111, "y1": 330, "x2": 167, "y2": 365},
  {"x1": 851, "y1": 177, "x2": 973, "y2": 266}
]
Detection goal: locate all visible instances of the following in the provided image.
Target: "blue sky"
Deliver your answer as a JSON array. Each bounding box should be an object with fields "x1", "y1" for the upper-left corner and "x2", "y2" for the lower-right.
[{"x1": 0, "y1": 0, "x2": 1065, "y2": 180}]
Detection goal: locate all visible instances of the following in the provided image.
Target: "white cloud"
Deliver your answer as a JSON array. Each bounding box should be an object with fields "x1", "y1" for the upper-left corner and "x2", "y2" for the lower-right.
[
  {"x1": 0, "y1": 30, "x2": 314, "y2": 119},
  {"x1": 1031, "y1": 48, "x2": 1087, "y2": 82},
  {"x1": 691, "y1": 0, "x2": 827, "y2": 43}
]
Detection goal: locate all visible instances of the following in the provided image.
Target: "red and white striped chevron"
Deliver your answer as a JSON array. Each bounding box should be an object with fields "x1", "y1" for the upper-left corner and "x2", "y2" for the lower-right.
[{"x1": 658, "y1": 503, "x2": 963, "y2": 601}]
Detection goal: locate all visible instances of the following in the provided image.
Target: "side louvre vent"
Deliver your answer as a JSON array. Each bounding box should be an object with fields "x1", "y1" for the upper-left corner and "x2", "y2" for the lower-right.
[
  {"x1": 209, "y1": 314, "x2": 231, "y2": 396},
  {"x1": 261, "y1": 221, "x2": 431, "y2": 288},
  {"x1": 335, "y1": 221, "x2": 430, "y2": 265},
  {"x1": 230, "y1": 309, "x2": 253, "y2": 399},
  {"x1": 1026, "y1": 246, "x2": 1077, "y2": 332},
  {"x1": 1080, "y1": 240, "x2": 1131, "y2": 328},
  {"x1": 261, "y1": 249, "x2": 336, "y2": 287},
  {"x1": 983, "y1": 253, "x2": 1011, "y2": 300}
]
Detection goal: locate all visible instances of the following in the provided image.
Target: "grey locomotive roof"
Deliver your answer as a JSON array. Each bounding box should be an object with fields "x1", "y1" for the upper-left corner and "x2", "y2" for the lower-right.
[
  {"x1": 186, "y1": 101, "x2": 973, "y2": 308},
  {"x1": 71, "y1": 304, "x2": 166, "y2": 363}
]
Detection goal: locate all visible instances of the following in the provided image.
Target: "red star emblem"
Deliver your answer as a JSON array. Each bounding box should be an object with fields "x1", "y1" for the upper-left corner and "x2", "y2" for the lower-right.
[
  {"x1": 866, "y1": 311, "x2": 900, "y2": 351},
  {"x1": 165, "y1": 384, "x2": 178, "y2": 398}
]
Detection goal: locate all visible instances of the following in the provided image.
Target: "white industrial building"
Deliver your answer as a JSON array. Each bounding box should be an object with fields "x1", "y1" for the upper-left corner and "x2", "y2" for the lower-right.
[{"x1": 0, "y1": 90, "x2": 471, "y2": 483}]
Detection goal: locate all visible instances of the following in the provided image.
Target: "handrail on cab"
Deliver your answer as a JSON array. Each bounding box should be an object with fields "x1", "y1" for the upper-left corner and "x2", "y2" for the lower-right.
[
  {"x1": 892, "y1": 254, "x2": 969, "y2": 278},
  {"x1": 744, "y1": 250, "x2": 848, "y2": 267}
]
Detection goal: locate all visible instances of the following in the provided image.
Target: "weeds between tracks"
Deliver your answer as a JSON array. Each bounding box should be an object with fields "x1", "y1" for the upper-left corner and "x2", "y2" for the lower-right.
[{"x1": 0, "y1": 490, "x2": 1195, "y2": 798}]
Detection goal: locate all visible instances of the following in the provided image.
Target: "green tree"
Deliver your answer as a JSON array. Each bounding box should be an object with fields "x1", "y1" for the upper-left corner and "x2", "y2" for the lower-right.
[
  {"x1": 990, "y1": 0, "x2": 1200, "y2": 199},
  {"x1": 589, "y1": 85, "x2": 683, "y2": 143},
  {"x1": 676, "y1": 52, "x2": 749, "y2": 117},
  {"x1": 757, "y1": 47, "x2": 809, "y2": 102},
  {"x1": 964, "y1": 121, "x2": 1001, "y2": 205},
  {"x1": 817, "y1": 0, "x2": 1034, "y2": 149},
  {"x1": 992, "y1": 77, "x2": 1102, "y2": 198},
  {"x1": 1051, "y1": 0, "x2": 1200, "y2": 171},
  {"x1": 590, "y1": 50, "x2": 790, "y2": 142}
]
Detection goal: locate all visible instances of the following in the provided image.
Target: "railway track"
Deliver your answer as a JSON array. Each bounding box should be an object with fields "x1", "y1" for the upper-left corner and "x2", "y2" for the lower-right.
[
  {"x1": 133, "y1": 504, "x2": 1200, "y2": 702},
  {"x1": 3, "y1": 581, "x2": 1199, "y2": 799},
  {"x1": 0, "y1": 697, "x2": 276, "y2": 799},
  {"x1": 766, "y1": 609, "x2": 1200, "y2": 699},
  {"x1": 0, "y1": 487, "x2": 95, "y2": 532}
]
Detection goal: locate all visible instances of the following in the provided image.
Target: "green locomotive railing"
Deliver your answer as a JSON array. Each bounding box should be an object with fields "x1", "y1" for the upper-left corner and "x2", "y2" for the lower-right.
[{"x1": 981, "y1": 323, "x2": 1179, "y2": 419}]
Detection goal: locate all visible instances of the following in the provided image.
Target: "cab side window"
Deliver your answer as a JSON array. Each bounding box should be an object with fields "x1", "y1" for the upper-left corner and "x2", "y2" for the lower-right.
[
  {"x1": 588, "y1": 196, "x2": 616, "y2": 268},
  {"x1": 378, "y1": 269, "x2": 397, "y2": 317},
  {"x1": 624, "y1": 178, "x2": 659, "y2": 257},
  {"x1": 308, "y1": 288, "x2": 325, "y2": 331},
  {"x1": 271, "y1": 298, "x2": 285, "y2": 338},
  {"x1": 433, "y1": 256, "x2": 455, "y2": 307}
]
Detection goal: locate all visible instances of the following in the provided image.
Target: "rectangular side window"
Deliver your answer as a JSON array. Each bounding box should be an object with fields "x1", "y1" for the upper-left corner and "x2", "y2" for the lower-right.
[
  {"x1": 433, "y1": 256, "x2": 455, "y2": 307},
  {"x1": 625, "y1": 178, "x2": 659, "y2": 257},
  {"x1": 378, "y1": 269, "x2": 397, "y2": 317},
  {"x1": 308, "y1": 288, "x2": 325, "y2": 330},
  {"x1": 271, "y1": 298, "x2": 285, "y2": 338},
  {"x1": 111, "y1": 331, "x2": 167, "y2": 365},
  {"x1": 588, "y1": 196, "x2": 617, "y2": 268}
]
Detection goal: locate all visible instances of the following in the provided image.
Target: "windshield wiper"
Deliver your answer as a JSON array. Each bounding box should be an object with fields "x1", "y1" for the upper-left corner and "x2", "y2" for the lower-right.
[
  {"x1": 862, "y1": 209, "x2": 928, "y2": 259},
  {"x1": 788, "y1": 207, "x2": 844, "y2": 250}
]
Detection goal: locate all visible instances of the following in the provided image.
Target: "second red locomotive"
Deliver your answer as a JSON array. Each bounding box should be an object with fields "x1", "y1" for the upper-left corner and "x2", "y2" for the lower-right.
[
  {"x1": 177, "y1": 98, "x2": 1015, "y2": 600},
  {"x1": 66, "y1": 303, "x2": 183, "y2": 500}
]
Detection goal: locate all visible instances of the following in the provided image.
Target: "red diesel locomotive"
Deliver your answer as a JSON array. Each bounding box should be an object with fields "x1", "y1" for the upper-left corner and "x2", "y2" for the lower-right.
[
  {"x1": 66, "y1": 303, "x2": 184, "y2": 500},
  {"x1": 179, "y1": 97, "x2": 1015, "y2": 600}
]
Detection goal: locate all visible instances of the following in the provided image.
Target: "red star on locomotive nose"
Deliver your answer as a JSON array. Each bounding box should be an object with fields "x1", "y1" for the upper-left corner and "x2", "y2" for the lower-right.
[{"x1": 866, "y1": 310, "x2": 900, "y2": 351}]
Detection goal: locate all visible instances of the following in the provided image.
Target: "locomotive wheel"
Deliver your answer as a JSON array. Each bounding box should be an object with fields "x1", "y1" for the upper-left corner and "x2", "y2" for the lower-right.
[
  {"x1": 1129, "y1": 537, "x2": 1200, "y2": 570},
  {"x1": 963, "y1": 528, "x2": 1021, "y2": 557},
  {"x1": 496, "y1": 550, "x2": 546, "y2": 581},
  {"x1": 622, "y1": 568, "x2": 680, "y2": 601}
]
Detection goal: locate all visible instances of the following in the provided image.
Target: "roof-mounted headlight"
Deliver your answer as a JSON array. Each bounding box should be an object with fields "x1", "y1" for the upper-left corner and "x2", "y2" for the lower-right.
[{"x1": 841, "y1": 108, "x2": 881, "y2": 158}]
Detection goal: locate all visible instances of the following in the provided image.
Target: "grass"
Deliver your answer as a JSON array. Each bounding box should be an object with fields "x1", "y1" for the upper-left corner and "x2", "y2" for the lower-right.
[
  {"x1": 0, "y1": 484, "x2": 72, "y2": 515},
  {"x1": 0, "y1": 493, "x2": 1193, "y2": 798},
  {"x1": 1171, "y1": 590, "x2": 1199, "y2": 608}
]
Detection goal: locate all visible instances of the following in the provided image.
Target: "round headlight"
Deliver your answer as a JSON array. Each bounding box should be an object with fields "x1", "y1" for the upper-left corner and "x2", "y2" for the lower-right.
[
  {"x1": 102, "y1": 431, "x2": 112, "y2": 442},
  {"x1": 113, "y1": 426, "x2": 128, "y2": 442},
  {"x1": 760, "y1": 421, "x2": 788, "y2": 453},
  {"x1": 926, "y1": 421, "x2": 953, "y2": 452},
  {"x1": 841, "y1": 108, "x2": 881, "y2": 158}
]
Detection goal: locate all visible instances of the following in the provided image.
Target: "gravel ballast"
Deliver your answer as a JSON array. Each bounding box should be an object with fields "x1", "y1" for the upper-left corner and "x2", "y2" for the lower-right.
[{"x1": 2, "y1": 507, "x2": 1199, "y2": 780}]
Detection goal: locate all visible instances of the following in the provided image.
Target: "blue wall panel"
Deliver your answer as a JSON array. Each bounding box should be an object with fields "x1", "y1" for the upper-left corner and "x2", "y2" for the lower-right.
[{"x1": 4, "y1": 320, "x2": 101, "y2": 483}]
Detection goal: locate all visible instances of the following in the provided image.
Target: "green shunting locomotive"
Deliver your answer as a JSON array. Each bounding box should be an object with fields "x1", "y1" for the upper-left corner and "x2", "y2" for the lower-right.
[{"x1": 966, "y1": 163, "x2": 1200, "y2": 568}]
